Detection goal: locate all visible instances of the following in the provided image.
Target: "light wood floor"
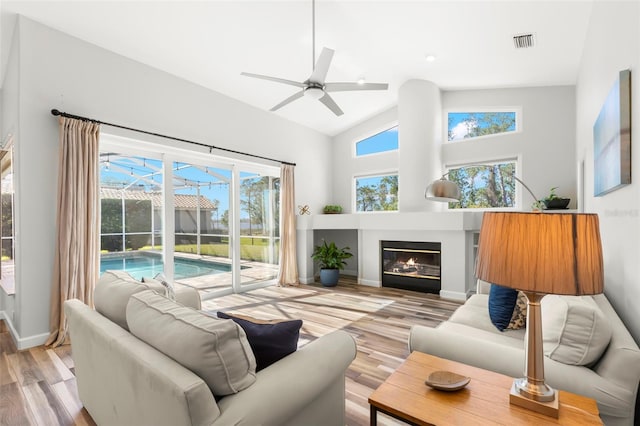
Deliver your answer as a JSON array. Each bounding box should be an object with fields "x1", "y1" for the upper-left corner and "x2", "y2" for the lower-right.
[{"x1": 0, "y1": 278, "x2": 462, "y2": 426}]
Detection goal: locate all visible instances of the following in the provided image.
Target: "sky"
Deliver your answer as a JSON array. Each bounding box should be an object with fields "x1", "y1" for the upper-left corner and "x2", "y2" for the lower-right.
[{"x1": 356, "y1": 126, "x2": 398, "y2": 156}]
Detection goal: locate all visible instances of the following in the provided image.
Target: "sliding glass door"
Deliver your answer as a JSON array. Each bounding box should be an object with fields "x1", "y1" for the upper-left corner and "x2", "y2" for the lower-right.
[
  {"x1": 239, "y1": 173, "x2": 279, "y2": 288},
  {"x1": 99, "y1": 135, "x2": 280, "y2": 297},
  {"x1": 172, "y1": 161, "x2": 233, "y2": 295},
  {"x1": 99, "y1": 153, "x2": 165, "y2": 280}
]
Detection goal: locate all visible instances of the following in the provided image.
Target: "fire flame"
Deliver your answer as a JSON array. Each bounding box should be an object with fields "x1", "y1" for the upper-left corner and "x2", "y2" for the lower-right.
[{"x1": 406, "y1": 258, "x2": 416, "y2": 266}]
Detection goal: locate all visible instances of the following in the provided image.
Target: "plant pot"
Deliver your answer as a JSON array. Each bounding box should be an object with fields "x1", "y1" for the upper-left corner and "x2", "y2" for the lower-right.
[
  {"x1": 543, "y1": 198, "x2": 570, "y2": 210},
  {"x1": 319, "y1": 268, "x2": 340, "y2": 287}
]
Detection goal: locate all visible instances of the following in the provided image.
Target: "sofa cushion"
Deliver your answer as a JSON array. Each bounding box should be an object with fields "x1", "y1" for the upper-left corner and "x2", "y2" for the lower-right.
[
  {"x1": 215, "y1": 311, "x2": 303, "y2": 371},
  {"x1": 126, "y1": 290, "x2": 256, "y2": 396},
  {"x1": 542, "y1": 295, "x2": 612, "y2": 366},
  {"x1": 94, "y1": 270, "x2": 167, "y2": 330},
  {"x1": 488, "y1": 284, "x2": 519, "y2": 331}
]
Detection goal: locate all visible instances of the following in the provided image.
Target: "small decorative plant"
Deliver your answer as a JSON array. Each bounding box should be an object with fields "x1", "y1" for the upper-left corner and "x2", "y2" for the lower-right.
[
  {"x1": 323, "y1": 204, "x2": 343, "y2": 214},
  {"x1": 311, "y1": 240, "x2": 352, "y2": 270}
]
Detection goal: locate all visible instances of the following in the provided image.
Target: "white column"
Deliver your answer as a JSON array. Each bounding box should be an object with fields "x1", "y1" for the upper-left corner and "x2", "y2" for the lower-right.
[{"x1": 398, "y1": 80, "x2": 443, "y2": 212}]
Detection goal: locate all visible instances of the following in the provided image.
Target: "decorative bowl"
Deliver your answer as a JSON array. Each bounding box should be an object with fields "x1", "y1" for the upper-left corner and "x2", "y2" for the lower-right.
[{"x1": 543, "y1": 198, "x2": 570, "y2": 210}]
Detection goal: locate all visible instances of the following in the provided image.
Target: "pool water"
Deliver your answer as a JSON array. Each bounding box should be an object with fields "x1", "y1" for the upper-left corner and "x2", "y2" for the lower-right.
[{"x1": 100, "y1": 254, "x2": 231, "y2": 281}]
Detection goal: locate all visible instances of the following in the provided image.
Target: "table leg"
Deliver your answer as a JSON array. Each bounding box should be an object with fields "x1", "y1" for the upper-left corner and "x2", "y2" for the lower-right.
[{"x1": 370, "y1": 404, "x2": 377, "y2": 426}]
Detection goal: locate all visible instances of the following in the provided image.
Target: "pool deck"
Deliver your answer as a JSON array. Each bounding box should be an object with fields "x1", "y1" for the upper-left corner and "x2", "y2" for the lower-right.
[{"x1": 172, "y1": 253, "x2": 278, "y2": 292}]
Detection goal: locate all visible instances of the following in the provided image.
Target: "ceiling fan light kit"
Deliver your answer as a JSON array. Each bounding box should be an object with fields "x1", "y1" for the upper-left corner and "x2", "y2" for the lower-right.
[{"x1": 241, "y1": 0, "x2": 388, "y2": 116}]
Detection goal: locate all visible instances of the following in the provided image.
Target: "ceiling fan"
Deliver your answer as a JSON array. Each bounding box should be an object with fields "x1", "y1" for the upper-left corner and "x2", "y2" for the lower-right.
[{"x1": 241, "y1": 0, "x2": 388, "y2": 116}]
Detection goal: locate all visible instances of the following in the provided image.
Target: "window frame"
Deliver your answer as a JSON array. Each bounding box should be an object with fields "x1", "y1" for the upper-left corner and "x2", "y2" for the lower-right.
[
  {"x1": 443, "y1": 158, "x2": 526, "y2": 211},
  {"x1": 352, "y1": 170, "x2": 399, "y2": 213},
  {"x1": 445, "y1": 108, "x2": 522, "y2": 143},
  {"x1": 353, "y1": 123, "x2": 399, "y2": 158}
]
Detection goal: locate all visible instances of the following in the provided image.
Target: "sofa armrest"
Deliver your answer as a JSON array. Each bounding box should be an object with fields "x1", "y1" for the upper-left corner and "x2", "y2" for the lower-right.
[
  {"x1": 175, "y1": 286, "x2": 201, "y2": 310},
  {"x1": 65, "y1": 299, "x2": 218, "y2": 426},
  {"x1": 213, "y1": 330, "x2": 357, "y2": 426}
]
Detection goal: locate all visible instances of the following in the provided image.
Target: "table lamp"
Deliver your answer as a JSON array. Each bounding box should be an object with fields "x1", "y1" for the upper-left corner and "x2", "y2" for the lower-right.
[{"x1": 475, "y1": 212, "x2": 604, "y2": 417}]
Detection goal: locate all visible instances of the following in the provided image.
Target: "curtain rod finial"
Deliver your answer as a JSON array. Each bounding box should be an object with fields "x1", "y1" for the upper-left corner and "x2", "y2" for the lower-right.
[{"x1": 51, "y1": 109, "x2": 61, "y2": 116}]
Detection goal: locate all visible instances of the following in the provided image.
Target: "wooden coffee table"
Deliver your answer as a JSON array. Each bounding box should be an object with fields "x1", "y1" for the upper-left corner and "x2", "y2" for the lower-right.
[{"x1": 369, "y1": 351, "x2": 602, "y2": 425}]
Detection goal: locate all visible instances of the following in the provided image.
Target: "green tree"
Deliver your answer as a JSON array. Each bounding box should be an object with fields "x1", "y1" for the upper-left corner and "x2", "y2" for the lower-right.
[
  {"x1": 464, "y1": 112, "x2": 516, "y2": 139},
  {"x1": 220, "y1": 210, "x2": 229, "y2": 230},
  {"x1": 379, "y1": 175, "x2": 398, "y2": 211},
  {"x1": 356, "y1": 184, "x2": 379, "y2": 211},
  {"x1": 240, "y1": 176, "x2": 279, "y2": 236},
  {"x1": 448, "y1": 164, "x2": 515, "y2": 209}
]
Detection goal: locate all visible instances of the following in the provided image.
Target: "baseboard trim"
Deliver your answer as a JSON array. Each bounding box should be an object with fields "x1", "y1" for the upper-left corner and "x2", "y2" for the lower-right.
[
  {"x1": 0, "y1": 314, "x2": 49, "y2": 350},
  {"x1": 299, "y1": 276, "x2": 315, "y2": 285},
  {"x1": 16, "y1": 331, "x2": 50, "y2": 350},
  {"x1": 439, "y1": 290, "x2": 467, "y2": 301},
  {"x1": 358, "y1": 278, "x2": 380, "y2": 287}
]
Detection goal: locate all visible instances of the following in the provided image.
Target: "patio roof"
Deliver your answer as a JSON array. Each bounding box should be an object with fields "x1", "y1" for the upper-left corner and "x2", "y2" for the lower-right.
[{"x1": 100, "y1": 188, "x2": 218, "y2": 210}]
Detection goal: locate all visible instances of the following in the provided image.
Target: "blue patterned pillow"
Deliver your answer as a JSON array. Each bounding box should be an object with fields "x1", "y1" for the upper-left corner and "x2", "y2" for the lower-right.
[{"x1": 488, "y1": 284, "x2": 519, "y2": 331}]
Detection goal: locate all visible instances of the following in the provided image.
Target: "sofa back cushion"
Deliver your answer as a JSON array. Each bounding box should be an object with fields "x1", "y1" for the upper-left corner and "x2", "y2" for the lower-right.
[
  {"x1": 126, "y1": 290, "x2": 257, "y2": 396},
  {"x1": 542, "y1": 295, "x2": 612, "y2": 366},
  {"x1": 94, "y1": 270, "x2": 167, "y2": 330}
]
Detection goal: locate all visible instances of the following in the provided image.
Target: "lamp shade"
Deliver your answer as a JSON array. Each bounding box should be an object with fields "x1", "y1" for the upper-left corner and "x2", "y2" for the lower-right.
[
  {"x1": 424, "y1": 179, "x2": 461, "y2": 202},
  {"x1": 475, "y1": 212, "x2": 604, "y2": 295}
]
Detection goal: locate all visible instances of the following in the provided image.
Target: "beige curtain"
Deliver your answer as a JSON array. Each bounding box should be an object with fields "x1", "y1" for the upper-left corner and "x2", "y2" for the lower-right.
[
  {"x1": 277, "y1": 164, "x2": 299, "y2": 286},
  {"x1": 46, "y1": 117, "x2": 100, "y2": 347}
]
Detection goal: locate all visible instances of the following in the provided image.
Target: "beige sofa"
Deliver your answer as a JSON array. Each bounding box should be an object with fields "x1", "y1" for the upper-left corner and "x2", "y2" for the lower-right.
[
  {"x1": 65, "y1": 271, "x2": 357, "y2": 426},
  {"x1": 409, "y1": 280, "x2": 640, "y2": 426}
]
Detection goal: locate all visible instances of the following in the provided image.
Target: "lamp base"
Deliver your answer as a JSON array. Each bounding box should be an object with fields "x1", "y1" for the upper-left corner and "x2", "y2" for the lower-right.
[{"x1": 509, "y1": 381, "x2": 559, "y2": 418}]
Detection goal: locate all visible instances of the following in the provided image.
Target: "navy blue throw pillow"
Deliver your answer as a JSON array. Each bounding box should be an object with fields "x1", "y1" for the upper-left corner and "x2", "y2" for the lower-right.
[
  {"x1": 217, "y1": 311, "x2": 303, "y2": 371},
  {"x1": 488, "y1": 284, "x2": 518, "y2": 331}
]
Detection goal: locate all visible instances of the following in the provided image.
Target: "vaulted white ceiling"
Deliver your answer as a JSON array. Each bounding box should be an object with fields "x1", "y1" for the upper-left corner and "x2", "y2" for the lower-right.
[{"x1": 1, "y1": 1, "x2": 593, "y2": 136}]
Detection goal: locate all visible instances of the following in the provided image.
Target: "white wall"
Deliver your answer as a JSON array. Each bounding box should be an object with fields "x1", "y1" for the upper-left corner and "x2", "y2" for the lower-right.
[
  {"x1": 575, "y1": 1, "x2": 639, "y2": 344},
  {"x1": 5, "y1": 16, "x2": 332, "y2": 346},
  {"x1": 442, "y1": 86, "x2": 577, "y2": 208}
]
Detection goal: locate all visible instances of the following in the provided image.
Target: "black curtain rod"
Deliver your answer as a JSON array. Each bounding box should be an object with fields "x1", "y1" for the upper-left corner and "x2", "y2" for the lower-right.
[{"x1": 50, "y1": 109, "x2": 296, "y2": 167}]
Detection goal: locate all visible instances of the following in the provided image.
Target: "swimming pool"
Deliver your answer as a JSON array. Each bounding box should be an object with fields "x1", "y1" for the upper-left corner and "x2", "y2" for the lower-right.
[{"x1": 100, "y1": 253, "x2": 232, "y2": 281}]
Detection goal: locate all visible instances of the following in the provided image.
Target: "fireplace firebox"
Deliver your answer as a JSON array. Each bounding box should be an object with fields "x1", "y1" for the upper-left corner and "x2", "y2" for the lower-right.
[{"x1": 380, "y1": 240, "x2": 441, "y2": 294}]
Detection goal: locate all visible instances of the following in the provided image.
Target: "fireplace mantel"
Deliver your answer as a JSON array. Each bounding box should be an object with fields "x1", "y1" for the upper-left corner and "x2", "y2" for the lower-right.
[
  {"x1": 297, "y1": 211, "x2": 483, "y2": 232},
  {"x1": 297, "y1": 211, "x2": 484, "y2": 301}
]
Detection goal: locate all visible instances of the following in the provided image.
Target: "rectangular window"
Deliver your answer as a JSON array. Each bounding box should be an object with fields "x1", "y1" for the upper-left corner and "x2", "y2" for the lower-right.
[
  {"x1": 355, "y1": 174, "x2": 398, "y2": 212},
  {"x1": 447, "y1": 162, "x2": 517, "y2": 209},
  {"x1": 448, "y1": 112, "x2": 517, "y2": 141},
  {"x1": 355, "y1": 126, "x2": 398, "y2": 157}
]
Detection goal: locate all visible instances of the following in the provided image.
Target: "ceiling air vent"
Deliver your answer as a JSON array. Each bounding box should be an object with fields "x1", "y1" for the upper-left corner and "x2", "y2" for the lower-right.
[{"x1": 513, "y1": 33, "x2": 535, "y2": 49}]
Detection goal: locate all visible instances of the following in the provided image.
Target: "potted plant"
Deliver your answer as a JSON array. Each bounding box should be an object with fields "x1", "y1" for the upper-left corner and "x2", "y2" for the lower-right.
[
  {"x1": 311, "y1": 240, "x2": 353, "y2": 287},
  {"x1": 540, "y1": 187, "x2": 570, "y2": 210},
  {"x1": 323, "y1": 204, "x2": 343, "y2": 214}
]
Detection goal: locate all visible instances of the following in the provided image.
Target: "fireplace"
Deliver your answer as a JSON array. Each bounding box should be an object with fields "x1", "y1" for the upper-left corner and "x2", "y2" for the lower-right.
[{"x1": 380, "y1": 240, "x2": 441, "y2": 294}]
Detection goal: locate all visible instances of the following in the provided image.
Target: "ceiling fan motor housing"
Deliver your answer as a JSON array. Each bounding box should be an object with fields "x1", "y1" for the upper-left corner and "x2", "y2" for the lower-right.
[{"x1": 304, "y1": 83, "x2": 325, "y2": 99}]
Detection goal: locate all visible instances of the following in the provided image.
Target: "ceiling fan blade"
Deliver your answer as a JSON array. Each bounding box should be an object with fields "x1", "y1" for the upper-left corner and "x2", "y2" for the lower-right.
[
  {"x1": 270, "y1": 90, "x2": 305, "y2": 111},
  {"x1": 309, "y1": 47, "x2": 334, "y2": 84},
  {"x1": 241, "y1": 72, "x2": 305, "y2": 88},
  {"x1": 318, "y1": 93, "x2": 344, "y2": 116},
  {"x1": 324, "y1": 82, "x2": 389, "y2": 92}
]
